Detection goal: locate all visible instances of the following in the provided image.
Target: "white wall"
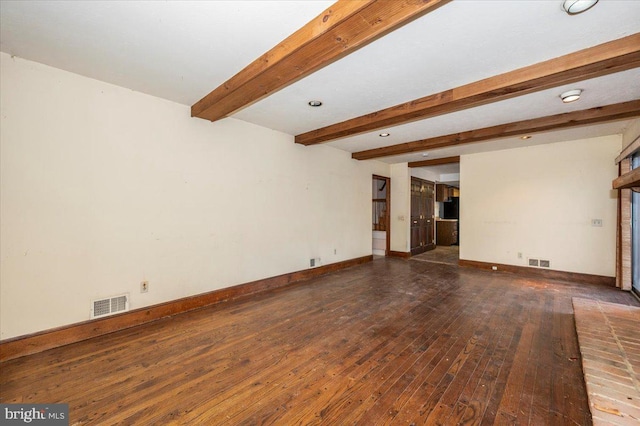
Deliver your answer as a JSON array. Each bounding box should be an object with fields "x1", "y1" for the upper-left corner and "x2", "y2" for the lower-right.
[
  {"x1": 390, "y1": 164, "x2": 410, "y2": 253},
  {"x1": 623, "y1": 118, "x2": 640, "y2": 148},
  {"x1": 0, "y1": 53, "x2": 389, "y2": 339},
  {"x1": 460, "y1": 135, "x2": 621, "y2": 277}
]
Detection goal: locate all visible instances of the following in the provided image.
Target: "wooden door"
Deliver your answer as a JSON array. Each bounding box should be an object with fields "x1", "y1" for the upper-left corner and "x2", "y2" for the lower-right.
[
  {"x1": 410, "y1": 177, "x2": 435, "y2": 255},
  {"x1": 410, "y1": 179, "x2": 420, "y2": 253}
]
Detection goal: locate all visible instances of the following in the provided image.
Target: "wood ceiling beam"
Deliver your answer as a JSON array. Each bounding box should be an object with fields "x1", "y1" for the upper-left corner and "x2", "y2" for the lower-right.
[
  {"x1": 191, "y1": 0, "x2": 448, "y2": 122},
  {"x1": 613, "y1": 167, "x2": 640, "y2": 190},
  {"x1": 352, "y1": 100, "x2": 640, "y2": 161},
  {"x1": 297, "y1": 33, "x2": 640, "y2": 146},
  {"x1": 616, "y1": 134, "x2": 640, "y2": 164},
  {"x1": 408, "y1": 156, "x2": 459, "y2": 168}
]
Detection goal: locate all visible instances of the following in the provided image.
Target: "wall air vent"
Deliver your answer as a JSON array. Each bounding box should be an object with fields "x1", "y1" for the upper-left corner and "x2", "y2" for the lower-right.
[
  {"x1": 91, "y1": 294, "x2": 129, "y2": 319},
  {"x1": 528, "y1": 258, "x2": 539, "y2": 267},
  {"x1": 540, "y1": 260, "x2": 551, "y2": 268}
]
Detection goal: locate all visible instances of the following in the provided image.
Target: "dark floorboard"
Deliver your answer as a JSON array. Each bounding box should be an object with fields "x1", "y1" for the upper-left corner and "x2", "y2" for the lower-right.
[{"x1": 1, "y1": 258, "x2": 637, "y2": 425}]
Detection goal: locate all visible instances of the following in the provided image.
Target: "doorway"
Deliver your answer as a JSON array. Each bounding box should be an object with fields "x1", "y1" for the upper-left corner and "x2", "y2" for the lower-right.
[
  {"x1": 372, "y1": 175, "x2": 390, "y2": 256},
  {"x1": 410, "y1": 177, "x2": 435, "y2": 255}
]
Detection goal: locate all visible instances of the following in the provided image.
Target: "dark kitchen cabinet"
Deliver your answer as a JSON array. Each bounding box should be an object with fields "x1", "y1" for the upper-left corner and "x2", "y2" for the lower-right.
[
  {"x1": 436, "y1": 220, "x2": 458, "y2": 246},
  {"x1": 436, "y1": 184, "x2": 459, "y2": 202},
  {"x1": 436, "y1": 184, "x2": 448, "y2": 202}
]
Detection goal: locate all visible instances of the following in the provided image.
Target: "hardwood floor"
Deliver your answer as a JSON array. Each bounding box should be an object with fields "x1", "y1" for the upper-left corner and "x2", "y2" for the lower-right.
[
  {"x1": 411, "y1": 246, "x2": 459, "y2": 266},
  {"x1": 1, "y1": 258, "x2": 638, "y2": 425}
]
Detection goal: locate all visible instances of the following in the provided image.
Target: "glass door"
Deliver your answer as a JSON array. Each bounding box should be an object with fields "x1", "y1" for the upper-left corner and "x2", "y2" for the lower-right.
[{"x1": 632, "y1": 154, "x2": 640, "y2": 295}]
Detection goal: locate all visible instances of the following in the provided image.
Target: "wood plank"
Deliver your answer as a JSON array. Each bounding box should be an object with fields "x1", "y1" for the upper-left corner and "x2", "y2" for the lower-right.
[
  {"x1": 215, "y1": 286, "x2": 446, "y2": 424},
  {"x1": 208, "y1": 265, "x2": 457, "y2": 424},
  {"x1": 612, "y1": 166, "x2": 640, "y2": 189},
  {"x1": 313, "y1": 294, "x2": 473, "y2": 424},
  {"x1": 191, "y1": 0, "x2": 448, "y2": 122},
  {"x1": 496, "y1": 324, "x2": 536, "y2": 418},
  {"x1": 2, "y1": 258, "x2": 639, "y2": 425},
  {"x1": 357, "y1": 299, "x2": 481, "y2": 424},
  {"x1": 529, "y1": 294, "x2": 554, "y2": 425},
  {"x1": 353, "y1": 100, "x2": 640, "y2": 161},
  {"x1": 553, "y1": 297, "x2": 590, "y2": 424},
  {"x1": 296, "y1": 33, "x2": 640, "y2": 145},
  {"x1": 238, "y1": 266, "x2": 499, "y2": 425},
  {"x1": 393, "y1": 280, "x2": 507, "y2": 425},
  {"x1": 480, "y1": 325, "x2": 523, "y2": 425},
  {"x1": 458, "y1": 311, "x2": 519, "y2": 424},
  {"x1": 408, "y1": 155, "x2": 460, "y2": 168}
]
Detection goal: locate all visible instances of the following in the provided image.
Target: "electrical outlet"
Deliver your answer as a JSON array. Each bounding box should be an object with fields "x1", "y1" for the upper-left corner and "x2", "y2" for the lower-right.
[
  {"x1": 141, "y1": 280, "x2": 149, "y2": 293},
  {"x1": 591, "y1": 219, "x2": 603, "y2": 227},
  {"x1": 517, "y1": 252, "x2": 522, "y2": 259}
]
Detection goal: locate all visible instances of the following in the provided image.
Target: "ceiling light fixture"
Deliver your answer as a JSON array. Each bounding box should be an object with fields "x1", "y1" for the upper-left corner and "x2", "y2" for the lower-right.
[
  {"x1": 308, "y1": 100, "x2": 322, "y2": 107},
  {"x1": 379, "y1": 133, "x2": 390, "y2": 137},
  {"x1": 422, "y1": 153, "x2": 429, "y2": 157},
  {"x1": 520, "y1": 135, "x2": 532, "y2": 140},
  {"x1": 560, "y1": 89, "x2": 582, "y2": 103},
  {"x1": 562, "y1": 0, "x2": 598, "y2": 14}
]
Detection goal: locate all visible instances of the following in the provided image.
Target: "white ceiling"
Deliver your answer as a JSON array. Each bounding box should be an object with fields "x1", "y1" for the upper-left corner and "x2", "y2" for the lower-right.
[
  {"x1": 1, "y1": 0, "x2": 639, "y2": 176},
  {"x1": 0, "y1": 1, "x2": 332, "y2": 105}
]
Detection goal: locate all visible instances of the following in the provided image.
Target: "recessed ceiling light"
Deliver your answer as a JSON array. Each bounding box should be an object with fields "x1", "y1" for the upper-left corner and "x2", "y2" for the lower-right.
[
  {"x1": 520, "y1": 135, "x2": 532, "y2": 140},
  {"x1": 422, "y1": 153, "x2": 429, "y2": 157},
  {"x1": 562, "y1": 0, "x2": 598, "y2": 14},
  {"x1": 308, "y1": 100, "x2": 322, "y2": 107},
  {"x1": 379, "y1": 133, "x2": 390, "y2": 137},
  {"x1": 560, "y1": 89, "x2": 582, "y2": 103}
]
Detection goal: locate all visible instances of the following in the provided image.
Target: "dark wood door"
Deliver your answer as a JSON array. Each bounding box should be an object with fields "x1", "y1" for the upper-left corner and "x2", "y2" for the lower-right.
[{"x1": 410, "y1": 177, "x2": 435, "y2": 255}]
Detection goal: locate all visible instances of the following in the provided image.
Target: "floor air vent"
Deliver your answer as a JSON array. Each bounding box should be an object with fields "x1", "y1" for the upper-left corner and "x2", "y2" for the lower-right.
[{"x1": 92, "y1": 294, "x2": 129, "y2": 319}]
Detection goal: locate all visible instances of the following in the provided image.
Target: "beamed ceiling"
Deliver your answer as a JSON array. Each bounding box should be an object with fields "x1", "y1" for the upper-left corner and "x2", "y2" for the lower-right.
[{"x1": 2, "y1": 0, "x2": 639, "y2": 175}]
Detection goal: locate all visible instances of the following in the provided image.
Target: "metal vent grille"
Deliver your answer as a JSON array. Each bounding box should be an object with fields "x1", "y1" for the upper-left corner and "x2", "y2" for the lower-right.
[
  {"x1": 92, "y1": 294, "x2": 128, "y2": 319},
  {"x1": 111, "y1": 296, "x2": 126, "y2": 312},
  {"x1": 540, "y1": 260, "x2": 550, "y2": 268},
  {"x1": 93, "y1": 299, "x2": 111, "y2": 317},
  {"x1": 528, "y1": 258, "x2": 539, "y2": 267}
]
